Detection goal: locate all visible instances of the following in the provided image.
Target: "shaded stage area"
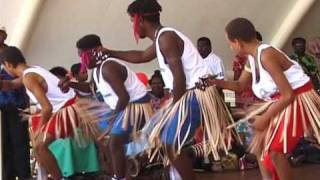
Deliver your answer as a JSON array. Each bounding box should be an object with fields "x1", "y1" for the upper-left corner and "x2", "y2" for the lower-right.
[{"x1": 196, "y1": 164, "x2": 320, "y2": 180}]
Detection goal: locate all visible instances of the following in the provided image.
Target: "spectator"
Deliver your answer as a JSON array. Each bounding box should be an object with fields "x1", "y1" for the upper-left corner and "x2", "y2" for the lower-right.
[
  {"x1": 290, "y1": 37, "x2": 320, "y2": 91},
  {"x1": 197, "y1": 37, "x2": 225, "y2": 80},
  {"x1": 308, "y1": 37, "x2": 320, "y2": 69},
  {"x1": 148, "y1": 70, "x2": 171, "y2": 111},
  {"x1": 232, "y1": 55, "x2": 260, "y2": 108},
  {"x1": 0, "y1": 25, "x2": 31, "y2": 180}
]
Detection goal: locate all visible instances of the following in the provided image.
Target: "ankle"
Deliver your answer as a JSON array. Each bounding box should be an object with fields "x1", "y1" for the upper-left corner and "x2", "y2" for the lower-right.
[{"x1": 112, "y1": 175, "x2": 125, "y2": 180}]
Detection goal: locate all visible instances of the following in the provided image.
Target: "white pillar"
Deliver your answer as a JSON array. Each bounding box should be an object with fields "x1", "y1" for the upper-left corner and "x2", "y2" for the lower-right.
[
  {"x1": 9, "y1": 0, "x2": 45, "y2": 51},
  {"x1": 270, "y1": 0, "x2": 316, "y2": 48}
]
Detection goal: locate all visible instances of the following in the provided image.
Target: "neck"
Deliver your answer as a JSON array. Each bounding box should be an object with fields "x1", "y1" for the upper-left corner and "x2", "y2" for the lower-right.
[
  {"x1": 15, "y1": 64, "x2": 30, "y2": 77},
  {"x1": 146, "y1": 23, "x2": 162, "y2": 41},
  {"x1": 246, "y1": 40, "x2": 261, "y2": 58}
]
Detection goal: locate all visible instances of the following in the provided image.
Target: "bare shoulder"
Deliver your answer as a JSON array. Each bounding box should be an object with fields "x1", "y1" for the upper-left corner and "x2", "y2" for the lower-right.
[
  {"x1": 158, "y1": 31, "x2": 180, "y2": 45},
  {"x1": 260, "y1": 47, "x2": 286, "y2": 66},
  {"x1": 101, "y1": 60, "x2": 127, "y2": 82},
  {"x1": 22, "y1": 72, "x2": 44, "y2": 89}
]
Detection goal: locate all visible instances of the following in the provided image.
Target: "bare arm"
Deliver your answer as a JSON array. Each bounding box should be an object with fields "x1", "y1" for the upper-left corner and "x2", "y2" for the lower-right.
[
  {"x1": 105, "y1": 44, "x2": 157, "y2": 64},
  {"x1": 159, "y1": 31, "x2": 186, "y2": 103},
  {"x1": 102, "y1": 61, "x2": 129, "y2": 112},
  {"x1": 58, "y1": 77, "x2": 92, "y2": 94},
  {"x1": 68, "y1": 82, "x2": 91, "y2": 93},
  {"x1": 23, "y1": 73, "x2": 53, "y2": 126},
  {"x1": 258, "y1": 48, "x2": 294, "y2": 120},
  {"x1": 208, "y1": 69, "x2": 252, "y2": 93},
  {"x1": 0, "y1": 77, "x2": 24, "y2": 91}
]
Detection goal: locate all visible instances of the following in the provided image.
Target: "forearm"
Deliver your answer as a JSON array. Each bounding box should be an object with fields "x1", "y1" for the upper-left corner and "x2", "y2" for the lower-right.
[
  {"x1": 263, "y1": 95, "x2": 294, "y2": 120},
  {"x1": 0, "y1": 80, "x2": 23, "y2": 91},
  {"x1": 172, "y1": 79, "x2": 186, "y2": 103},
  {"x1": 69, "y1": 82, "x2": 91, "y2": 93},
  {"x1": 113, "y1": 96, "x2": 129, "y2": 114},
  {"x1": 214, "y1": 79, "x2": 245, "y2": 92},
  {"x1": 108, "y1": 50, "x2": 153, "y2": 64},
  {"x1": 40, "y1": 108, "x2": 52, "y2": 125}
]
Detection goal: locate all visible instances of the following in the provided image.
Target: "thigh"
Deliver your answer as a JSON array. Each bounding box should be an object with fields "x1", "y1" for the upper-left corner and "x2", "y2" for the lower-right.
[{"x1": 161, "y1": 96, "x2": 201, "y2": 146}]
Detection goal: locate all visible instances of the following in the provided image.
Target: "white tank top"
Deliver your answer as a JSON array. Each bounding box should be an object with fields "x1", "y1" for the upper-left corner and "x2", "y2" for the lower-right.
[
  {"x1": 155, "y1": 27, "x2": 209, "y2": 89},
  {"x1": 248, "y1": 44, "x2": 310, "y2": 101},
  {"x1": 93, "y1": 58, "x2": 147, "y2": 109},
  {"x1": 23, "y1": 66, "x2": 76, "y2": 112}
]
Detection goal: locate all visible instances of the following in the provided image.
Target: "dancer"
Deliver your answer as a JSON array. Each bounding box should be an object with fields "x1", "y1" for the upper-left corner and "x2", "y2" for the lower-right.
[
  {"x1": 97, "y1": 0, "x2": 238, "y2": 179},
  {"x1": 0, "y1": 46, "x2": 98, "y2": 180},
  {"x1": 60, "y1": 34, "x2": 153, "y2": 180},
  {"x1": 205, "y1": 18, "x2": 320, "y2": 180}
]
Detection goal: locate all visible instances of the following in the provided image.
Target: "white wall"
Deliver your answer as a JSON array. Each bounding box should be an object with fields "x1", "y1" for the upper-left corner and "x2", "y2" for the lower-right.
[
  {"x1": 16, "y1": 0, "x2": 298, "y2": 77},
  {"x1": 0, "y1": 0, "x2": 26, "y2": 43},
  {"x1": 283, "y1": 1, "x2": 320, "y2": 55}
]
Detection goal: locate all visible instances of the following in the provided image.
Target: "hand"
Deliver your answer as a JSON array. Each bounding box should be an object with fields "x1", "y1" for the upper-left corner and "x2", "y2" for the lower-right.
[
  {"x1": 58, "y1": 77, "x2": 71, "y2": 93},
  {"x1": 33, "y1": 120, "x2": 45, "y2": 140},
  {"x1": 196, "y1": 74, "x2": 217, "y2": 90},
  {"x1": 204, "y1": 75, "x2": 220, "y2": 86},
  {"x1": 249, "y1": 115, "x2": 270, "y2": 131}
]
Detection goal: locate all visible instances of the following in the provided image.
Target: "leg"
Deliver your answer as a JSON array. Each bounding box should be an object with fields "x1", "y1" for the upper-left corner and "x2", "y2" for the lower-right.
[
  {"x1": 269, "y1": 151, "x2": 293, "y2": 180},
  {"x1": 7, "y1": 107, "x2": 31, "y2": 179},
  {"x1": 34, "y1": 134, "x2": 61, "y2": 179},
  {"x1": 1, "y1": 109, "x2": 15, "y2": 180},
  {"x1": 257, "y1": 157, "x2": 272, "y2": 180},
  {"x1": 167, "y1": 147, "x2": 196, "y2": 180},
  {"x1": 161, "y1": 95, "x2": 200, "y2": 180},
  {"x1": 108, "y1": 134, "x2": 128, "y2": 179}
]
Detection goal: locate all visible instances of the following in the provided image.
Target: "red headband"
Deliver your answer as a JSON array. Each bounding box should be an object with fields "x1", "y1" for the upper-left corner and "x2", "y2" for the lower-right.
[
  {"x1": 80, "y1": 50, "x2": 92, "y2": 73},
  {"x1": 133, "y1": 12, "x2": 159, "y2": 43}
]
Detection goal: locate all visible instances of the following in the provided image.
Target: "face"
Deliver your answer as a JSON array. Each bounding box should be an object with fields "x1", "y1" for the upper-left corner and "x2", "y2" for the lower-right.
[
  {"x1": 75, "y1": 70, "x2": 88, "y2": 82},
  {"x1": 197, "y1": 41, "x2": 211, "y2": 58},
  {"x1": 225, "y1": 33, "x2": 246, "y2": 56},
  {"x1": 293, "y1": 41, "x2": 306, "y2": 55},
  {"x1": 150, "y1": 77, "x2": 164, "y2": 97},
  {"x1": 130, "y1": 15, "x2": 147, "y2": 39},
  {"x1": 0, "y1": 31, "x2": 7, "y2": 44},
  {"x1": 78, "y1": 48, "x2": 96, "y2": 69},
  {"x1": 2, "y1": 61, "x2": 17, "y2": 77}
]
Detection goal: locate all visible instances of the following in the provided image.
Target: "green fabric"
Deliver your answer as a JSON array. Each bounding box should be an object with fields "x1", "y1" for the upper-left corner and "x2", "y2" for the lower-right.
[
  {"x1": 49, "y1": 137, "x2": 100, "y2": 177},
  {"x1": 291, "y1": 54, "x2": 318, "y2": 75}
]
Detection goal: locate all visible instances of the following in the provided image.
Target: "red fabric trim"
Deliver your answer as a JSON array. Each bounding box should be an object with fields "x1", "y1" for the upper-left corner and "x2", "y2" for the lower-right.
[
  {"x1": 31, "y1": 97, "x2": 78, "y2": 138},
  {"x1": 272, "y1": 81, "x2": 313, "y2": 99}
]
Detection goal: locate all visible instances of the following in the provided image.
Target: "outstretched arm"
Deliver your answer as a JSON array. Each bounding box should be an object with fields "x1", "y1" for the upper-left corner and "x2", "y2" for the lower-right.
[
  {"x1": 207, "y1": 68, "x2": 252, "y2": 93},
  {"x1": 58, "y1": 76, "x2": 92, "y2": 94},
  {"x1": 23, "y1": 73, "x2": 52, "y2": 127},
  {"x1": 102, "y1": 44, "x2": 157, "y2": 64},
  {"x1": 158, "y1": 31, "x2": 186, "y2": 103}
]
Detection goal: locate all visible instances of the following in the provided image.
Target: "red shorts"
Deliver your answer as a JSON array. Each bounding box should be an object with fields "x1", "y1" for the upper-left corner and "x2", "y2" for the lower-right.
[{"x1": 31, "y1": 98, "x2": 78, "y2": 138}]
